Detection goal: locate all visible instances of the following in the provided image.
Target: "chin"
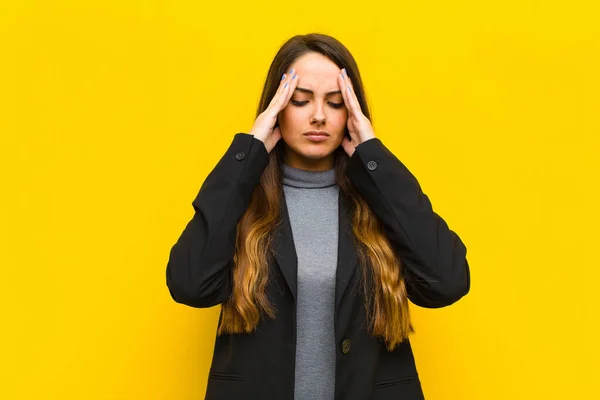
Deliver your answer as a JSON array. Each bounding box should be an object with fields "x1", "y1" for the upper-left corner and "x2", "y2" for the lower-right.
[
  {"x1": 300, "y1": 152, "x2": 330, "y2": 160},
  {"x1": 298, "y1": 145, "x2": 338, "y2": 159}
]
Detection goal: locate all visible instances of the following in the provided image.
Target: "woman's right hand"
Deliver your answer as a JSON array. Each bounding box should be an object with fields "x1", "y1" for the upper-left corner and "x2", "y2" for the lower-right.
[{"x1": 249, "y1": 69, "x2": 299, "y2": 153}]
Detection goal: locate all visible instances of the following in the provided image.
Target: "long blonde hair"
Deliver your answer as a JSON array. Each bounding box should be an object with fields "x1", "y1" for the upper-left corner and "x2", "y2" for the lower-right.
[{"x1": 218, "y1": 33, "x2": 414, "y2": 351}]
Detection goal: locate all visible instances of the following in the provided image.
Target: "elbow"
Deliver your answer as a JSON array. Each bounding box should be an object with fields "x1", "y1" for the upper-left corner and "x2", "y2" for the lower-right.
[
  {"x1": 407, "y1": 258, "x2": 471, "y2": 308},
  {"x1": 413, "y1": 282, "x2": 468, "y2": 309},
  {"x1": 165, "y1": 262, "x2": 233, "y2": 308},
  {"x1": 165, "y1": 236, "x2": 234, "y2": 308},
  {"x1": 434, "y1": 274, "x2": 470, "y2": 307},
  {"x1": 433, "y1": 257, "x2": 471, "y2": 307}
]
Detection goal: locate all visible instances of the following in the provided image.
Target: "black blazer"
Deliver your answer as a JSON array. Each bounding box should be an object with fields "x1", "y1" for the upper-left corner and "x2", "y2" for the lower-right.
[{"x1": 166, "y1": 133, "x2": 470, "y2": 400}]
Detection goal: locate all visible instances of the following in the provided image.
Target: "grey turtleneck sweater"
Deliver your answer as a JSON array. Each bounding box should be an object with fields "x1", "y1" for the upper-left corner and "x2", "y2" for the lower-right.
[{"x1": 282, "y1": 163, "x2": 339, "y2": 400}]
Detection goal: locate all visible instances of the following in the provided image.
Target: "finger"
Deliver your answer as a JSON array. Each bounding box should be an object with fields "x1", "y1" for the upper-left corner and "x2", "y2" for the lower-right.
[
  {"x1": 280, "y1": 71, "x2": 299, "y2": 108},
  {"x1": 339, "y1": 69, "x2": 360, "y2": 116},
  {"x1": 266, "y1": 72, "x2": 288, "y2": 112},
  {"x1": 275, "y1": 70, "x2": 298, "y2": 111},
  {"x1": 338, "y1": 70, "x2": 353, "y2": 115},
  {"x1": 269, "y1": 69, "x2": 296, "y2": 113}
]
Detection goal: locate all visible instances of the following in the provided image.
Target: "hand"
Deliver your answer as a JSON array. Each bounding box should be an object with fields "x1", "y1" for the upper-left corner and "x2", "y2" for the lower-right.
[
  {"x1": 249, "y1": 69, "x2": 299, "y2": 153},
  {"x1": 338, "y1": 68, "x2": 376, "y2": 157}
]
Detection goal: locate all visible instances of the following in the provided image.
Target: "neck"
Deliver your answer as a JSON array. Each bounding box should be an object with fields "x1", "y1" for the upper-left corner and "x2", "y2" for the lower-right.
[
  {"x1": 282, "y1": 163, "x2": 337, "y2": 189},
  {"x1": 283, "y1": 145, "x2": 335, "y2": 171}
]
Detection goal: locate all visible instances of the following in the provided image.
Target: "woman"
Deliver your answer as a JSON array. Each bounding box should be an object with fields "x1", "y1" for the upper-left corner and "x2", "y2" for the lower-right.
[{"x1": 166, "y1": 33, "x2": 470, "y2": 400}]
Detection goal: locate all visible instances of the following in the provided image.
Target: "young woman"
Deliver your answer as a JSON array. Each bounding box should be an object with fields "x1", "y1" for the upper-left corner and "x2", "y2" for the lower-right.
[{"x1": 166, "y1": 33, "x2": 470, "y2": 400}]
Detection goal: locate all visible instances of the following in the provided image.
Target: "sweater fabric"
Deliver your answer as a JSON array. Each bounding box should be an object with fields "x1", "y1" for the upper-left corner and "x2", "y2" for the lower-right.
[{"x1": 282, "y1": 163, "x2": 339, "y2": 400}]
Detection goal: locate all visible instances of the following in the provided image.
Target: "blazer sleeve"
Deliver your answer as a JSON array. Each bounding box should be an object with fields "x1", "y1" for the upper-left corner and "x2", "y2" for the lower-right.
[
  {"x1": 345, "y1": 138, "x2": 471, "y2": 308},
  {"x1": 166, "y1": 133, "x2": 270, "y2": 308}
]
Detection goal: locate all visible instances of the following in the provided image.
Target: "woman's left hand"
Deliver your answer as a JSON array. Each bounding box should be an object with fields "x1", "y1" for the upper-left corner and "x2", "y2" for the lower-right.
[{"x1": 338, "y1": 68, "x2": 376, "y2": 157}]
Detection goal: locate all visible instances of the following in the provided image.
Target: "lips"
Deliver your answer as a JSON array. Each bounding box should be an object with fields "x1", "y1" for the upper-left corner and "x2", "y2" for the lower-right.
[
  {"x1": 304, "y1": 131, "x2": 330, "y2": 142},
  {"x1": 304, "y1": 131, "x2": 330, "y2": 136}
]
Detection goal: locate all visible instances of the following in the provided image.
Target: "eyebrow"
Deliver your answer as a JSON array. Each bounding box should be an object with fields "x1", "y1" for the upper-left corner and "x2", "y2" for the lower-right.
[{"x1": 294, "y1": 87, "x2": 342, "y2": 96}]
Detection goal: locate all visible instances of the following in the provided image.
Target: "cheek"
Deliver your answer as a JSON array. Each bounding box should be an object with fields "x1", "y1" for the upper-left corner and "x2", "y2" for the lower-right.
[
  {"x1": 279, "y1": 107, "x2": 297, "y2": 124},
  {"x1": 333, "y1": 111, "x2": 348, "y2": 129},
  {"x1": 278, "y1": 109, "x2": 301, "y2": 141}
]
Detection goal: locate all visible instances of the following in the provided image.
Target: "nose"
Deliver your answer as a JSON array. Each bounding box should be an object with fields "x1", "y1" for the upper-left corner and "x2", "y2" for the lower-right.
[
  {"x1": 310, "y1": 103, "x2": 326, "y2": 126},
  {"x1": 311, "y1": 115, "x2": 325, "y2": 125}
]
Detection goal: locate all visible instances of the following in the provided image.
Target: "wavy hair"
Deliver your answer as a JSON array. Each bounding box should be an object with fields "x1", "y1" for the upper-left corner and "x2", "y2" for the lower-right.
[{"x1": 217, "y1": 33, "x2": 414, "y2": 350}]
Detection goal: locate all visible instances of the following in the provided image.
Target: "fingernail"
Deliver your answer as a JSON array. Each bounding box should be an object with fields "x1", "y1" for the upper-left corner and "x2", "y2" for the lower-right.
[
  {"x1": 292, "y1": 73, "x2": 297, "y2": 79},
  {"x1": 281, "y1": 73, "x2": 286, "y2": 81},
  {"x1": 289, "y1": 68, "x2": 294, "y2": 74},
  {"x1": 342, "y1": 68, "x2": 347, "y2": 76},
  {"x1": 284, "y1": 82, "x2": 288, "y2": 88}
]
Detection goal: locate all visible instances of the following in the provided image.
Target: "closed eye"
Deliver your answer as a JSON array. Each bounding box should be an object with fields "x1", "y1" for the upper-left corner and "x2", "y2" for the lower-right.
[{"x1": 290, "y1": 100, "x2": 345, "y2": 109}]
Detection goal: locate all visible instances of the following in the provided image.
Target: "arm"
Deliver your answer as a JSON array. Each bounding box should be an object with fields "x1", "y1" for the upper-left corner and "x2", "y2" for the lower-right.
[
  {"x1": 345, "y1": 138, "x2": 470, "y2": 308},
  {"x1": 166, "y1": 133, "x2": 270, "y2": 308}
]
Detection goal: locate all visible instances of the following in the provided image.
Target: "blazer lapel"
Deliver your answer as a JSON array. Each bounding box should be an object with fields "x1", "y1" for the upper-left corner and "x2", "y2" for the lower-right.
[
  {"x1": 335, "y1": 191, "x2": 358, "y2": 311},
  {"x1": 273, "y1": 190, "x2": 358, "y2": 309},
  {"x1": 273, "y1": 193, "x2": 298, "y2": 301}
]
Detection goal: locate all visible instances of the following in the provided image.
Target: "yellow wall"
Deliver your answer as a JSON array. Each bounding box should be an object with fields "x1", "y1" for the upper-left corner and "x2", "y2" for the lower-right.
[{"x1": 2, "y1": 1, "x2": 598, "y2": 399}]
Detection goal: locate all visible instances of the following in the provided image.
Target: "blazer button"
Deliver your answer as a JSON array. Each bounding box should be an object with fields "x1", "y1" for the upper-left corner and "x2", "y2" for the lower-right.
[
  {"x1": 235, "y1": 151, "x2": 246, "y2": 161},
  {"x1": 367, "y1": 160, "x2": 378, "y2": 170},
  {"x1": 341, "y1": 339, "x2": 351, "y2": 355}
]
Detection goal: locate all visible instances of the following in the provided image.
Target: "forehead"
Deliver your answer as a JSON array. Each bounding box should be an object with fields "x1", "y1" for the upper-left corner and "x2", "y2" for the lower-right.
[{"x1": 290, "y1": 52, "x2": 340, "y2": 93}]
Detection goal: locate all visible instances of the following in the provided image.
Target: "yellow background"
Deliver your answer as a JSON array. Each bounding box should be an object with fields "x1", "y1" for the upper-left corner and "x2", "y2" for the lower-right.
[{"x1": 2, "y1": 1, "x2": 599, "y2": 399}]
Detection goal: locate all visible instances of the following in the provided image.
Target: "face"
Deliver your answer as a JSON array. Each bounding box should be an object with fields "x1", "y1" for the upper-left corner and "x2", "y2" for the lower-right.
[{"x1": 277, "y1": 52, "x2": 348, "y2": 171}]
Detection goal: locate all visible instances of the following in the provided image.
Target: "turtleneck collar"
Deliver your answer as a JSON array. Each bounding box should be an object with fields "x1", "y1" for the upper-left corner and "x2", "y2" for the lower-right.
[{"x1": 282, "y1": 163, "x2": 337, "y2": 189}]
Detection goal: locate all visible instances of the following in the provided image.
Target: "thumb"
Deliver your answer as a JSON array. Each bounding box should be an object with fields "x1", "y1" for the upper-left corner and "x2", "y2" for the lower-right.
[
  {"x1": 341, "y1": 136, "x2": 355, "y2": 157},
  {"x1": 265, "y1": 126, "x2": 282, "y2": 153}
]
